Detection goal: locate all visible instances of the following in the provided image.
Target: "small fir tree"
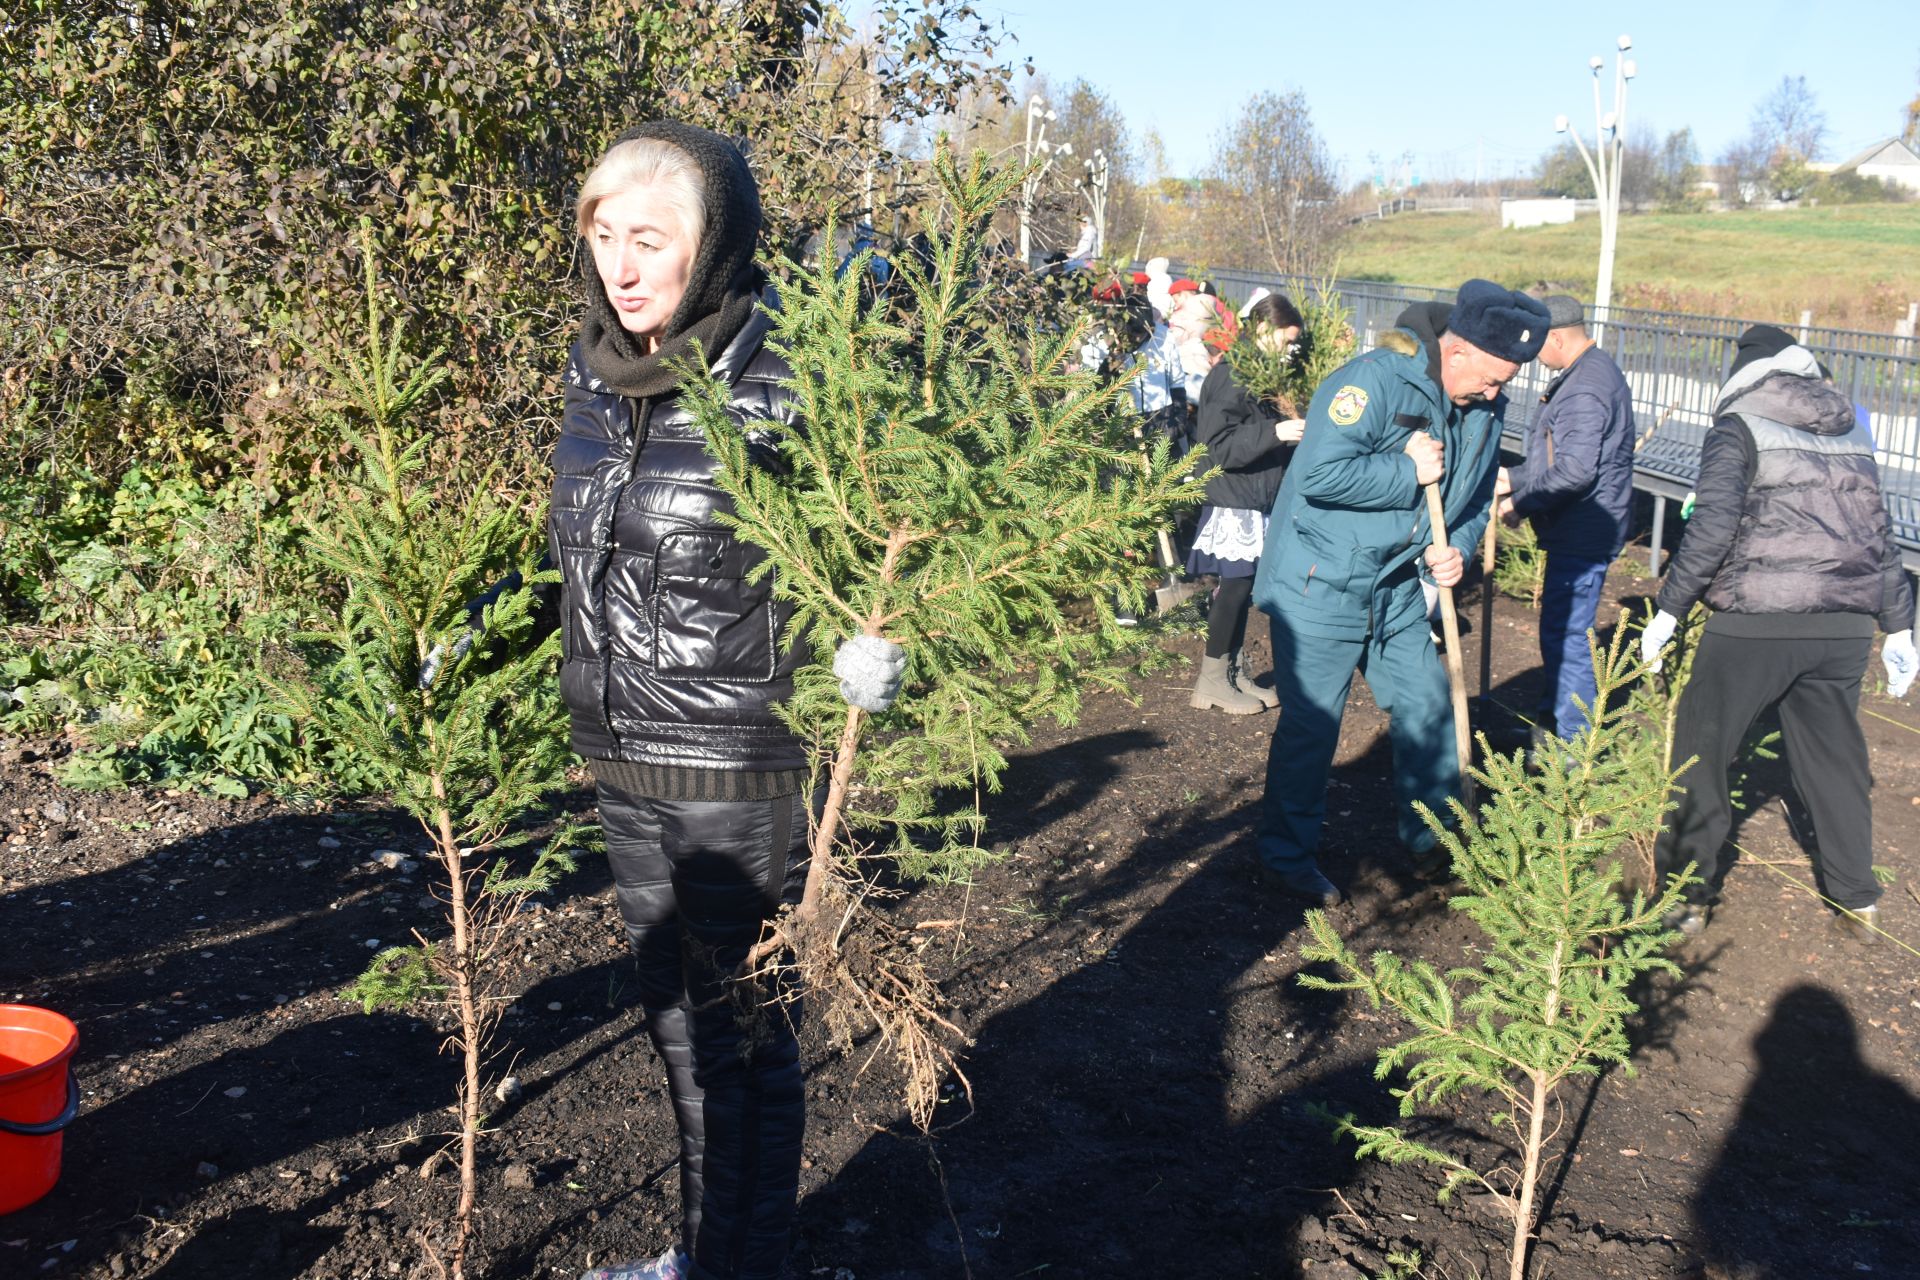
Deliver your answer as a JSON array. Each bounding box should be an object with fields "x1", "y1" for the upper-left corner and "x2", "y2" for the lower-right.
[
  {"x1": 1298, "y1": 626, "x2": 1696, "y2": 1280},
  {"x1": 680, "y1": 141, "x2": 1201, "y2": 1125},
  {"x1": 1224, "y1": 278, "x2": 1357, "y2": 416},
  {"x1": 276, "y1": 241, "x2": 579, "y2": 1280},
  {"x1": 1491, "y1": 518, "x2": 1547, "y2": 607}
]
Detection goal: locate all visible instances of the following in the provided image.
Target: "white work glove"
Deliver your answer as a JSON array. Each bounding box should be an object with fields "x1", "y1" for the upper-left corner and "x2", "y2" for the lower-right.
[
  {"x1": 833, "y1": 634, "x2": 908, "y2": 713},
  {"x1": 1640, "y1": 610, "x2": 1680, "y2": 674},
  {"x1": 1884, "y1": 629, "x2": 1918, "y2": 699},
  {"x1": 417, "y1": 629, "x2": 476, "y2": 690}
]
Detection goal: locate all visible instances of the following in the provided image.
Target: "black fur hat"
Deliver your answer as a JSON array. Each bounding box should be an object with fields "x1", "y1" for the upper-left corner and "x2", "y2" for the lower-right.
[{"x1": 1447, "y1": 279, "x2": 1552, "y2": 364}]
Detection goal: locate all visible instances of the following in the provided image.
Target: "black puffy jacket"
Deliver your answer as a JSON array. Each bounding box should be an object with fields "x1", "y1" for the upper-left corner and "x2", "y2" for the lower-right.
[
  {"x1": 548, "y1": 299, "x2": 809, "y2": 775},
  {"x1": 1194, "y1": 359, "x2": 1291, "y2": 512},
  {"x1": 1656, "y1": 347, "x2": 1915, "y2": 635}
]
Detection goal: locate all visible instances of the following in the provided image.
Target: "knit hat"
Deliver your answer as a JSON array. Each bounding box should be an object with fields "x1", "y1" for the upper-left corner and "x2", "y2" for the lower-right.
[
  {"x1": 1447, "y1": 280, "x2": 1552, "y2": 364},
  {"x1": 1728, "y1": 324, "x2": 1798, "y2": 378},
  {"x1": 578, "y1": 121, "x2": 765, "y2": 398}
]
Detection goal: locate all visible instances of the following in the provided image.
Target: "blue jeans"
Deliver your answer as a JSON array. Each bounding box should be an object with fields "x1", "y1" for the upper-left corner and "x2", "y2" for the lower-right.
[{"x1": 1538, "y1": 553, "x2": 1610, "y2": 738}]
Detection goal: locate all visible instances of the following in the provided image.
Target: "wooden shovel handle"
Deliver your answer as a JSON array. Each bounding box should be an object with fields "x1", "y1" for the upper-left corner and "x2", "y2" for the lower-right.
[{"x1": 1424, "y1": 483, "x2": 1475, "y2": 807}]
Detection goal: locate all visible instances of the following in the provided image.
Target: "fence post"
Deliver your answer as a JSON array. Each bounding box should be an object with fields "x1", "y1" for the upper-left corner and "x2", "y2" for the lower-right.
[{"x1": 1649, "y1": 494, "x2": 1666, "y2": 576}]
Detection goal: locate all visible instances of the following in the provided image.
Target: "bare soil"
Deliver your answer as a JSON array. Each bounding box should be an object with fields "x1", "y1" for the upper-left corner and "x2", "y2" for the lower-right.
[{"x1": 5, "y1": 554, "x2": 1919, "y2": 1280}]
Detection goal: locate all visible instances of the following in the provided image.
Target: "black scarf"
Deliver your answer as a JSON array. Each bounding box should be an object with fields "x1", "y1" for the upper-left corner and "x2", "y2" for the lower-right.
[{"x1": 578, "y1": 121, "x2": 765, "y2": 399}]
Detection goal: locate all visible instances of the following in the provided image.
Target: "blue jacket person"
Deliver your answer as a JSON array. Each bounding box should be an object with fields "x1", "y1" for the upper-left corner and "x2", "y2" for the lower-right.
[
  {"x1": 1251, "y1": 281, "x2": 1550, "y2": 903},
  {"x1": 1495, "y1": 294, "x2": 1636, "y2": 741}
]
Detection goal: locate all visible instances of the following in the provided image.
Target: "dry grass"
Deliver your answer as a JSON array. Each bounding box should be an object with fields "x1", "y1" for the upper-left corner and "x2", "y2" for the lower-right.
[{"x1": 1340, "y1": 203, "x2": 1920, "y2": 331}]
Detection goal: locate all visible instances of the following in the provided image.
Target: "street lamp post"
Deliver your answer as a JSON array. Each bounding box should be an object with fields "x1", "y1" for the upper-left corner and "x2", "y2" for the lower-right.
[
  {"x1": 1555, "y1": 35, "x2": 1636, "y2": 338},
  {"x1": 1074, "y1": 147, "x2": 1110, "y2": 260},
  {"x1": 1018, "y1": 95, "x2": 1061, "y2": 266}
]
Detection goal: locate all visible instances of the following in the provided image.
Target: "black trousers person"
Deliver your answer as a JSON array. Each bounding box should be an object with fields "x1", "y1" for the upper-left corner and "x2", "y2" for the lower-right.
[
  {"x1": 598, "y1": 783, "x2": 811, "y2": 1279},
  {"x1": 1654, "y1": 632, "x2": 1880, "y2": 912}
]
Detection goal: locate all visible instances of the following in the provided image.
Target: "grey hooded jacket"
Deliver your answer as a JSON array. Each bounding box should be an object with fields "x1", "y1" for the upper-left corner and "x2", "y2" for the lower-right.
[{"x1": 1655, "y1": 345, "x2": 1914, "y2": 636}]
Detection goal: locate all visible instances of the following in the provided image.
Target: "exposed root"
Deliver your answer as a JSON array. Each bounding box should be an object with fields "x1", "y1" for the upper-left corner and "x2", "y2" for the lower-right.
[{"x1": 736, "y1": 870, "x2": 973, "y2": 1131}]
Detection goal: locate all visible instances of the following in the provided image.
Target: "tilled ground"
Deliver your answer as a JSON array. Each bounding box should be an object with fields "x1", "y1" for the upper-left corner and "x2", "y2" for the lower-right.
[{"x1": 4, "y1": 555, "x2": 1919, "y2": 1280}]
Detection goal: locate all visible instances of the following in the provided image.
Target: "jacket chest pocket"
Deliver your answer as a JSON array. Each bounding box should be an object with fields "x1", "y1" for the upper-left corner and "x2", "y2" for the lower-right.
[{"x1": 651, "y1": 529, "x2": 777, "y2": 683}]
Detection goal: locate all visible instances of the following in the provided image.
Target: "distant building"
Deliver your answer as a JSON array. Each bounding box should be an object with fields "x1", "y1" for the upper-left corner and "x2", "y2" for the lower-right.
[
  {"x1": 1500, "y1": 197, "x2": 1577, "y2": 230},
  {"x1": 1827, "y1": 138, "x2": 1920, "y2": 193}
]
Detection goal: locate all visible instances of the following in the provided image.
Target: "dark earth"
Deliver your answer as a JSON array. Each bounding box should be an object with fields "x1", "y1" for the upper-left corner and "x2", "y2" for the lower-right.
[{"x1": 5, "y1": 550, "x2": 1920, "y2": 1280}]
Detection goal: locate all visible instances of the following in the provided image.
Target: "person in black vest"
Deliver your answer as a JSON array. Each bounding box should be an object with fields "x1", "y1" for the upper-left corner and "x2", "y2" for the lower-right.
[
  {"x1": 1643, "y1": 324, "x2": 1916, "y2": 942},
  {"x1": 557, "y1": 123, "x2": 905, "y2": 1280}
]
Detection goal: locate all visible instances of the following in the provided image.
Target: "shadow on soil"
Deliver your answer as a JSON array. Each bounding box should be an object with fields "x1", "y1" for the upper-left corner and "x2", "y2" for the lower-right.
[
  {"x1": 795, "y1": 724, "x2": 1469, "y2": 1278},
  {"x1": 1692, "y1": 984, "x2": 1920, "y2": 1278}
]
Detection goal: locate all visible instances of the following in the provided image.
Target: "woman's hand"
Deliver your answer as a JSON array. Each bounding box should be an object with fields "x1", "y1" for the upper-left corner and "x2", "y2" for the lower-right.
[{"x1": 1274, "y1": 418, "x2": 1306, "y2": 445}]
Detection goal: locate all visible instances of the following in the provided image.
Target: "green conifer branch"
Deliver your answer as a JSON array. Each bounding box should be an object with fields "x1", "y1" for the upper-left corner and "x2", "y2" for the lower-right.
[
  {"x1": 273, "y1": 246, "x2": 576, "y2": 1279},
  {"x1": 1299, "y1": 628, "x2": 1701, "y2": 1280}
]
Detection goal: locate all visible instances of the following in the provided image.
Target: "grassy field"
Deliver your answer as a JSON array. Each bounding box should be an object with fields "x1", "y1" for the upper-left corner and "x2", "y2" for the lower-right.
[{"x1": 1341, "y1": 203, "x2": 1920, "y2": 331}]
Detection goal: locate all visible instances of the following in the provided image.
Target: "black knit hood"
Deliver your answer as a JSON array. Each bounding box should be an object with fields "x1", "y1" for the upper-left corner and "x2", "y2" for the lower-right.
[{"x1": 578, "y1": 121, "x2": 766, "y2": 399}]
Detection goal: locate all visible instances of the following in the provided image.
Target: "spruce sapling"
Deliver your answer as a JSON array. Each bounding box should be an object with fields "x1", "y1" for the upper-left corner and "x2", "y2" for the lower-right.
[
  {"x1": 678, "y1": 141, "x2": 1201, "y2": 1125},
  {"x1": 277, "y1": 242, "x2": 579, "y2": 1280},
  {"x1": 1298, "y1": 625, "x2": 1697, "y2": 1280},
  {"x1": 1224, "y1": 276, "x2": 1358, "y2": 415}
]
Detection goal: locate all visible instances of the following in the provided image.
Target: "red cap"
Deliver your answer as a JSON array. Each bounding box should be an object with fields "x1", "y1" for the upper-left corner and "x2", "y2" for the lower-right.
[
  {"x1": 1129, "y1": 271, "x2": 1150, "y2": 285},
  {"x1": 1168, "y1": 279, "x2": 1200, "y2": 294},
  {"x1": 1201, "y1": 297, "x2": 1240, "y2": 353}
]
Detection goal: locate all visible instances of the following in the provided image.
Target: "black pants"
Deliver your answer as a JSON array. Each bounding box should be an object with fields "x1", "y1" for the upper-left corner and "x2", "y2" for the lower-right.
[
  {"x1": 598, "y1": 783, "x2": 810, "y2": 1280},
  {"x1": 1653, "y1": 630, "x2": 1880, "y2": 911}
]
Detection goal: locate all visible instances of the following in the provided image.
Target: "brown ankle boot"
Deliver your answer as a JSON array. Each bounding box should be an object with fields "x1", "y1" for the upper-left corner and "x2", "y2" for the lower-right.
[{"x1": 1228, "y1": 648, "x2": 1279, "y2": 709}]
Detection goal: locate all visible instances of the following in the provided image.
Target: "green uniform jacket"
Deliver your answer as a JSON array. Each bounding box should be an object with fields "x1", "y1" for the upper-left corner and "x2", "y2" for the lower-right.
[{"x1": 1252, "y1": 327, "x2": 1502, "y2": 642}]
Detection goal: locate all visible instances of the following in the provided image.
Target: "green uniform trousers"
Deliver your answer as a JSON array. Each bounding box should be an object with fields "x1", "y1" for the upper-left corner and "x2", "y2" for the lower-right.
[{"x1": 1259, "y1": 611, "x2": 1460, "y2": 871}]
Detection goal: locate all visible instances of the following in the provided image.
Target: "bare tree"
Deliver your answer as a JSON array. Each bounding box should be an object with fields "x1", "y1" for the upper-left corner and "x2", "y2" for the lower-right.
[
  {"x1": 1617, "y1": 124, "x2": 1661, "y2": 209},
  {"x1": 1715, "y1": 137, "x2": 1771, "y2": 206},
  {"x1": 1210, "y1": 89, "x2": 1344, "y2": 276},
  {"x1": 1652, "y1": 128, "x2": 1703, "y2": 209},
  {"x1": 1752, "y1": 74, "x2": 1829, "y2": 162}
]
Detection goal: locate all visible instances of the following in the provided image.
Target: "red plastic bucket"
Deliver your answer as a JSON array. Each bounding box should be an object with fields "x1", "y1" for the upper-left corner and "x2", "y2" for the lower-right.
[{"x1": 0, "y1": 1004, "x2": 80, "y2": 1215}]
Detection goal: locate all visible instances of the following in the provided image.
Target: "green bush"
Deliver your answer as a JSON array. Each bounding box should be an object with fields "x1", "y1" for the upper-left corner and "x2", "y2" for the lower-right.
[
  {"x1": 2, "y1": 3, "x2": 1014, "y2": 791},
  {"x1": 1, "y1": 1, "x2": 1011, "y2": 491},
  {"x1": 0, "y1": 464, "x2": 367, "y2": 795}
]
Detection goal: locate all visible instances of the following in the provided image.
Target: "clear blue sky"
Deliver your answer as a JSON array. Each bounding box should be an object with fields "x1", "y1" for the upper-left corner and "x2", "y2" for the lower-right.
[{"x1": 969, "y1": 0, "x2": 1919, "y2": 183}]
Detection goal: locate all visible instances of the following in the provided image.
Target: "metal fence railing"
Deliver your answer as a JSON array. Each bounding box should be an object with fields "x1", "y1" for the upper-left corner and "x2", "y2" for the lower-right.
[{"x1": 1191, "y1": 267, "x2": 1920, "y2": 572}]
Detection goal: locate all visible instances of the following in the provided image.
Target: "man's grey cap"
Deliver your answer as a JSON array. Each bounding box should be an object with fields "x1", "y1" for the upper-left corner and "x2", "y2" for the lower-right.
[{"x1": 1543, "y1": 295, "x2": 1586, "y2": 329}]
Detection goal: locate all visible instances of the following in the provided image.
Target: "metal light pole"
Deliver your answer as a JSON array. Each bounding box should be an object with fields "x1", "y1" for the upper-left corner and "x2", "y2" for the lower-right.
[
  {"x1": 1019, "y1": 95, "x2": 1060, "y2": 266},
  {"x1": 1555, "y1": 35, "x2": 1636, "y2": 338},
  {"x1": 1074, "y1": 147, "x2": 1110, "y2": 260}
]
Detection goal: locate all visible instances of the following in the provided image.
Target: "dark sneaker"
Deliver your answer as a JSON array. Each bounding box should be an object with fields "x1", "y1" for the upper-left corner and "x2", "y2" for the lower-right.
[
  {"x1": 1258, "y1": 860, "x2": 1342, "y2": 907},
  {"x1": 1833, "y1": 904, "x2": 1881, "y2": 946},
  {"x1": 580, "y1": 1247, "x2": 689, "y2": 1280},
  {"x1": 1662, "y1": 904, "x2": 1710, "y2": 938}
]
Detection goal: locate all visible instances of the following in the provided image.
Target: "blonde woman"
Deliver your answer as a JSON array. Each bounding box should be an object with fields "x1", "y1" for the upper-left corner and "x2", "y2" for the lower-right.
[{"x1": 556, "y1": 123, "x2": 902, "y2": 1280}]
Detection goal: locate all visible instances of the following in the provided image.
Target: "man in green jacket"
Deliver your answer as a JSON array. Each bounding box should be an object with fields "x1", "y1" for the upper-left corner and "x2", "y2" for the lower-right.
[{"x1": 1251, "y1": 281, "x2": 1550, "y2": 903}]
